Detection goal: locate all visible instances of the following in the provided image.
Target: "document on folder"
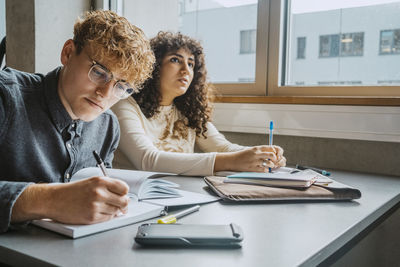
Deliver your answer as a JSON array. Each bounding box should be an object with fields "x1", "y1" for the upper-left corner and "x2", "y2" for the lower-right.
[{"x1": 223, "y1": 168, "x2": 332, "y2": 188}]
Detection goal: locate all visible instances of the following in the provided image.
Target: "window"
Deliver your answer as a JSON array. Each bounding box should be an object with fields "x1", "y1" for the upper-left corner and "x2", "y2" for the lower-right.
[
  {"x1": 120, "y1": 0, "x2": 259, "y2": 86},
  {"x1": 112, "y1": 0, "x2": 400, "y2": 98},
  {"x1": 380, "y1": 29, "x2": 400, "y2": 55},
  {"x1": 319, "y1": 32, "x2": 363, "y2": 58},
  {"x1": 319, "y1": 34, "x2": 339, "y2": 58},
  {"x1": 240, "y1": 29, "x2": 256, "y2": 54},
  {"x1": 340, "y1": 32, "x2": 364, "y2": 57},
  {"x1": 283, "y1": 0, "x2": 400, "y2": 93},
  {"x1": 297, "y1": 37, "x2": 306, "y2": 59}
]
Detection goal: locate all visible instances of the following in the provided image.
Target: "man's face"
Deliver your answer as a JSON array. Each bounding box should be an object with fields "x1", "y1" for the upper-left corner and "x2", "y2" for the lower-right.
[{"x1": 58, "y1": 40, "x2": 125, "y2": 122}]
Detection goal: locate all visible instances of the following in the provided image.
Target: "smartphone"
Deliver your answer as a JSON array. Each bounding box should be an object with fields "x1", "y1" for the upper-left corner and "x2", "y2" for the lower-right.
[{"x1": 135, "y1": 223, "x2": 243, "y2": 248}]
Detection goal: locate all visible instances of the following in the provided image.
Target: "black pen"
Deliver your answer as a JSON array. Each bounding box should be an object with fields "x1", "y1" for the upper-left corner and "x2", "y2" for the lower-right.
[
  {"x1": 296, "y1": 164, "x2": 331, "y2": 176},
  {"x1": 93, "y1": 150, "x2": 109, "y2": 177}
]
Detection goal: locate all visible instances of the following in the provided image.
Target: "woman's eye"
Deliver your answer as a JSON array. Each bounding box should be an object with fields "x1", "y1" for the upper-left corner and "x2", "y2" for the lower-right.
[
  {"x1": 170, "y1": 57, "x2": 179, "y2": 63},
  {"x1": 188, "y1": 62, "x2": 194, "y2": 68}
]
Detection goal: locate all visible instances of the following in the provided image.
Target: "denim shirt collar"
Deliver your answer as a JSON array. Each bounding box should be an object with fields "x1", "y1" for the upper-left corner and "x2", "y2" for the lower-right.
[{"x1": 43, "y1": 67, "x2": 83, "y2": 136}]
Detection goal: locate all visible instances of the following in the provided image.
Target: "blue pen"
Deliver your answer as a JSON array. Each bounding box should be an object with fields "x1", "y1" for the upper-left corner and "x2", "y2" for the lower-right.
[{"x1": 268, "y1": 121, "x2": 273, "y2": 173}]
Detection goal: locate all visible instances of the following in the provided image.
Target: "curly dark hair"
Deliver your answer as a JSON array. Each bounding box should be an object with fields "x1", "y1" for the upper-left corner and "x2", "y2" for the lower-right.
[{"x1": 132, "y1": 31, "x2": 213, "y2": 138}]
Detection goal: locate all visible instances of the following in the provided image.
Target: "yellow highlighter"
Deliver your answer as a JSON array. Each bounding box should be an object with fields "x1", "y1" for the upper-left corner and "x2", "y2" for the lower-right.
[{"x1": 157, "y1": 205, "x2": 200, "y2": 224}]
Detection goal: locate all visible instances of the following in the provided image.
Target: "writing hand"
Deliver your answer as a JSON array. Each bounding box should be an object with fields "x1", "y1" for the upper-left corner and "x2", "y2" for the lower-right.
[{"x1": 11, "y1": 176, "x2": 130, "y2": 225}]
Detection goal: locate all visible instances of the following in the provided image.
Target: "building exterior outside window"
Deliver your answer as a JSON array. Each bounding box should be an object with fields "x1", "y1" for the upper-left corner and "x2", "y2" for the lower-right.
[
  {"x1": 380, "y1": 29, "x2": 400, "y2": 54},
  {"x1": 240, "y1": 29, "x2": 256, "y2": 54},
  {"x1": 297, "y1": 37, "x2": 306, "y2": 59},
  {"x1": 120, "y1": 0, "x2": 400, "y2": 90},
  {"x1": 341, "y1": 32, "x2": 364, "y2": 57},
  {"x1": 319, "y1": 34, "x2": 340, "y2": 58}
]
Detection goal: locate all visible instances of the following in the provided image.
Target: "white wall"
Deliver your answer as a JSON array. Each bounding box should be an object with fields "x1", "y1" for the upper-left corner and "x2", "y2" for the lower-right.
[
  {"x1": 35, "y1": 0, "x2": 89, "y2": 73},
  {"x1": 212, "y1": 103, "x2": 400, "y2": 143},
  {"x1": 0, "y1": 0, "x2": 5, "y2": 38}
]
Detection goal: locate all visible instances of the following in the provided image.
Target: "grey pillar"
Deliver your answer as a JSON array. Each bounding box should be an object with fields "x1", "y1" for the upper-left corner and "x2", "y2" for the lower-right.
[
  {"x1": 5, "y1": 0, "x2": 90, "y2": 73},
  {"x1": 6, "y1": 0, "x2": 35, "y2": 72}
]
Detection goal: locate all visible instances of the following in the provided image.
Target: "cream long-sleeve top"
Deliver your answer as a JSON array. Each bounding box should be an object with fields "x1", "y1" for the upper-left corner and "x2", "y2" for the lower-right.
[{"x1": 111, "y1": 97, "x2": 245, "y2": 176}]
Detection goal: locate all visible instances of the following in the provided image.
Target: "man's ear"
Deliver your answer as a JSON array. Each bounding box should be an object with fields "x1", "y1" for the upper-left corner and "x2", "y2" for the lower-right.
[{"x1": 60, "y1": 39, "x2": 76, "y2": 66}]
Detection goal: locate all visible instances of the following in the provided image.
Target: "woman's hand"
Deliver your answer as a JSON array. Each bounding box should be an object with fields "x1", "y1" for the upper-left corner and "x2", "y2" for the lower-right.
[{"x1": 214, "y1": 145, "x2": 286, "y2": 173}]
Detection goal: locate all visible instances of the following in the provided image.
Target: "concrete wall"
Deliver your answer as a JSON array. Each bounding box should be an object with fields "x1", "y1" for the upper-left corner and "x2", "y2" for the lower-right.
[{"x1": 6, "y1": 0, "x2": 35, "y2": 72}]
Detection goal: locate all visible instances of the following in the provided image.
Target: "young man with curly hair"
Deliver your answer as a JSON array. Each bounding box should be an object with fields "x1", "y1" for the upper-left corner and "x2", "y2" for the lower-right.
[
  {"x1": 112, "y1": 31, "x2": 286, "y2": 176},
  {"x1": 0, "y1": 10, "x2": 155, "y2": 232}
]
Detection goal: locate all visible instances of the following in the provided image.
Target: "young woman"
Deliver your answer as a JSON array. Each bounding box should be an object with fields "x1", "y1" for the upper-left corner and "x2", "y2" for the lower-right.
[{"x1": 111, "y1": 31, "x2": 286, "y2": 176}]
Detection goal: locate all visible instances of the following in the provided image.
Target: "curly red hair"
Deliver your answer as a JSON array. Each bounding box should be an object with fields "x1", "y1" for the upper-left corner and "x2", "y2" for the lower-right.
[
  {"x1": 73, "y1": 10, "x2": 154, "y2": 88},
  {"x1": 133, "y1": 31, "x2": 213, "y2": 138}
]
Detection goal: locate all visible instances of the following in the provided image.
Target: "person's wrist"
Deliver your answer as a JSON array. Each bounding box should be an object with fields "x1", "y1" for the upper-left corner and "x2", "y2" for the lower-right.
[
  {"x1": 39, "y1": 183, "x2": 62, "y2": 219},
  {"x1": 12, "y1": 184, "x2": 47, "y2": 222},
  {"x1": 24, "y1": 183, "x2": 58, "y2": 219},
  {"x1": 214, "y1": 152, "x2": 234, "y2": 172}
]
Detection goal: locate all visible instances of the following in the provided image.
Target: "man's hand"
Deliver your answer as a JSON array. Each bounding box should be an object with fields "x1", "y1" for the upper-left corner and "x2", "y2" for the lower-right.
[{"x1": 11, "y1": 176, "x2": 130, "y2": 225}]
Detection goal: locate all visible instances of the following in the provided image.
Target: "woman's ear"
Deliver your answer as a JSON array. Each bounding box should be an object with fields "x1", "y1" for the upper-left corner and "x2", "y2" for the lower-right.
[{"x1": 60, "y1": 39, "x2": 76, "y2": 66}]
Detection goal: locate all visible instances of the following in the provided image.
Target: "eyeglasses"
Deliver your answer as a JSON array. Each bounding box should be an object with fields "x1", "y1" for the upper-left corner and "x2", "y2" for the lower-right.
[{"x1": 88, "y1": 61, "x2": 135, "y2": 99}]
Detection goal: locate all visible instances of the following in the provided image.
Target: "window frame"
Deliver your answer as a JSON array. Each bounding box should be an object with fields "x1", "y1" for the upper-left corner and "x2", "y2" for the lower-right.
[
  {"x1": 107, "y1": 0, "x2": 400, "y2": 104},
  {"x1": 214, "y1": 0, "x2": 269, "y2": 95},
  {"x1": 214, "y1": 0, "x2": 400, "y2": 100}
]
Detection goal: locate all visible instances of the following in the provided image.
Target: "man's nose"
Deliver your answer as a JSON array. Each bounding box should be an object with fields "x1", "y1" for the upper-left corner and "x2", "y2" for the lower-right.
[{"x1": 96, "y1": 81, "x2": 114, "y2": 99}]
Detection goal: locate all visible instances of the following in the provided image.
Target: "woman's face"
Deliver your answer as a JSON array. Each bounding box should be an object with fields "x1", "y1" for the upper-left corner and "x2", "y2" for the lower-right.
[{"x1": 159, "y1": 48, "x2": 195, "y2": 105}]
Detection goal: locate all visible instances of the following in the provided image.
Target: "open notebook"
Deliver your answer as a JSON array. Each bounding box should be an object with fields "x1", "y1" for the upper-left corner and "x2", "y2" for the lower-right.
[{"x1": 32, "y1": 168, "x2": 219, "y2": 238}]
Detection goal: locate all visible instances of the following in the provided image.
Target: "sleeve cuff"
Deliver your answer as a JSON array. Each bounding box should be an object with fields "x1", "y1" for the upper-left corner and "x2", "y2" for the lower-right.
[{"x1": 0, "y1": 181, "x2": 32, "y2": 233}]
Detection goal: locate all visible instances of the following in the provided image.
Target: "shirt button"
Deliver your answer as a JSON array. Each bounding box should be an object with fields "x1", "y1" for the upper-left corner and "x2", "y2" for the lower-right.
[
  {"x1": 71, "y1": 123, "x2": 75, "y2": 128},
  {"x1": 65, "y1": 173, "x2": 70, "y2": 179},
  {"x1": 66, "y1": 143, "x2": 72, "y2": 149}
]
